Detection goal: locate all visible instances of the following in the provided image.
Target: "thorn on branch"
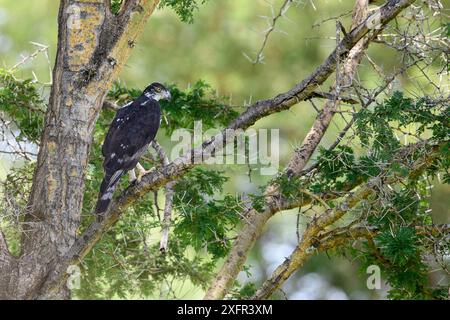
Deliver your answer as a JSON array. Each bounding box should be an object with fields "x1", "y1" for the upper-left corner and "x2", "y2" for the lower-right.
[{"x1": 337, "y1": 20, "x2": 348, "y2": 38}]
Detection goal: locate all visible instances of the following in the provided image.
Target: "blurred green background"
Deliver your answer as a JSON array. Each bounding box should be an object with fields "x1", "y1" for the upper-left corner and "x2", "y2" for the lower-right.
[{"x1": 0, "y1": 0, "x2": 448, "y2": 299}]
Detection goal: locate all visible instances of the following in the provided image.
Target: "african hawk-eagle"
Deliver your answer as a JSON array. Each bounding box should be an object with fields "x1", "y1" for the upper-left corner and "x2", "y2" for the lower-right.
[{"x1": 95, "y1": 82, "x2": 171, "y2": 214}]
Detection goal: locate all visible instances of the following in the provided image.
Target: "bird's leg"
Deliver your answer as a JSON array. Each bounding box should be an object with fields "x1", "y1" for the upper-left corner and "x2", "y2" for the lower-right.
[
  {"x1": 129, "y1": 169, "x2": 137, "y2": 183},
  {"x1": 136, "y1": 162, "x2": 155, "y2": 183}
]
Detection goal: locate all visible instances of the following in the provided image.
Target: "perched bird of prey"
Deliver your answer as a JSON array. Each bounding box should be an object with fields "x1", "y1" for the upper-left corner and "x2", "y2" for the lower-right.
[{"x1": 95, "y1": 82, "x2": 171, "y2": 214}]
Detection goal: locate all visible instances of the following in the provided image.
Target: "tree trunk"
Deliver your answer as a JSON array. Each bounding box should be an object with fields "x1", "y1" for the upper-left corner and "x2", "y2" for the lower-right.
[{"x1": 0, "y1": 0, "x2": 159, "y2": 299}]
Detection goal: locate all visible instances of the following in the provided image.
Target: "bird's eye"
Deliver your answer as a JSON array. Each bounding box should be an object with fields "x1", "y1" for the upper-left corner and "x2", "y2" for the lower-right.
[{"x1": 156, "y1": 87, "x2": 162, "y2": 92}]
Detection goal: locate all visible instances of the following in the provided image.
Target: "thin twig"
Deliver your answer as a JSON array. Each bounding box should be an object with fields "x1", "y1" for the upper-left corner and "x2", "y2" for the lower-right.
[
  {"x1": 8, "y1": 43, "x2": 50, "y2": 73},
  {"x1": 251, "y1": 0, "x2": 294, "y2": 64}
]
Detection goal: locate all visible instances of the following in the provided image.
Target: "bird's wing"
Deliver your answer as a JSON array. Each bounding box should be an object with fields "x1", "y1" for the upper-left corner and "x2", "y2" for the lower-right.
[
  {"x1": 102, "y1": 101, "x2": 132, "y2": 157},
  {"x1": 102, "y1": 97, "x2": 161, "y2": 173}
]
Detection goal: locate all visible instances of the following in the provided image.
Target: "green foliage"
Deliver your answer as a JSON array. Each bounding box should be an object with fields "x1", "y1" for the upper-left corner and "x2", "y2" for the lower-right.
[
  {"x1": 356, "y1": 91, "x2": 449, "y2": 158},
  {"x1": 0, "y1": 163, "x2": 35, "y2": 256},
  {"x1": 230, "y1": 282, "x2": 257, "y2": 299},
  {"x1": 311, "y1": 145, "x2": 361, "y2": 192},
  {"x1": 259, "y1": 93, "x2": 449, "y2": 299},
  {"x1": 162, "y1": 81, "x2": 238, "y2": 134},
  {"x1": 173, "y1": 168, "x2": 241, "y2": 258},
  {"x1": 367, "y1": 189, "x2": 430, "y2": 229},
  {"x1": 376, "y1": 227, "x2": 420, "y2": 267},
  {"x1": 160, "y1": 0, "x2": 209, "y2": 23},
  {"x1": 110, "y1": 0, "x2": 123, "y2": 14},
  {"x1": 249, "y1": 191, "x2": 265, "y2": 213},
  {"x1": 306, "y1": 92, "x2": 447, "y2": 195},
  {"x1": 348, "y1": 173, "x2": 449, "y2": 299},
  {"x1": 0, "y1": 69, "x2": 45, "y2": 143},
  {"x1": 267, "y1": 146, "x2": 364, "y2": 206},
  {"x1": 338, "y1": 93, "x2": 449, "y2": 300},
  {"x1": 352, "y1": 227, "x2": 433, "y2": 299},
  {"x1": 75, "y1": 207, "x2": 217, "y2": 298},
  {"x1": 109, "y1": 0, "x2": 208, "y2": 21}
]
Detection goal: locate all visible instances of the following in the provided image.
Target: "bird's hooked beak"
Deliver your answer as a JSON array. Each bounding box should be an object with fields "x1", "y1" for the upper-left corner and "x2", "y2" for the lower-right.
[{"x1": 164, "y1": 90, "x2": 172, "y2": 101}]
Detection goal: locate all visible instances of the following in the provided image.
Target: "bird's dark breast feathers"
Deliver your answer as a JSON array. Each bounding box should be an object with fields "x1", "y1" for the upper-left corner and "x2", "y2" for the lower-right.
[{"x1": 102, "y1": 98, "x2": 161, "y2": 173}]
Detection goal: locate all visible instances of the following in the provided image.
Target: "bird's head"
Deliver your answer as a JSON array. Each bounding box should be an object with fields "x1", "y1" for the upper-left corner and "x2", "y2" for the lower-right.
[{"x1": 143, "y1": 82, "x2": 171, "y2": 101}]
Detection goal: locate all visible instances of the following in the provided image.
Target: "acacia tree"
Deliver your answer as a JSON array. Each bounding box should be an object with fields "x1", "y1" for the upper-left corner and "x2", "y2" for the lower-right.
[{"x1": 0, "y1": 0, "x2": 448, "y2": 299}]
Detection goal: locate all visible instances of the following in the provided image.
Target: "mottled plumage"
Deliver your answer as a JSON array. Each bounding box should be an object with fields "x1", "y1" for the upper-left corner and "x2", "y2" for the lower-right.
[{"x1": 95, "y1": 82, "x2": 171, "y2": 214}]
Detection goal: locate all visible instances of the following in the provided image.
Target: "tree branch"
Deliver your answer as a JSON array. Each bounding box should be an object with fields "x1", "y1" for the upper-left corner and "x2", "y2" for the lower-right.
[
  {"x1": 252, "y1": 220, "x2": 450, "y2": 299},
  {"x1": 310, "y1": 91, "x2": 359, "y2": 104},
  {"x1": 104, "y1": 0, "x2": 112, "y2": 14},
  {"x1": 321, "y1": 223, "x2": 450, "y2": 252},
  {"x1": 228, "y1": 0, "x2": 414, "y2": 133}
]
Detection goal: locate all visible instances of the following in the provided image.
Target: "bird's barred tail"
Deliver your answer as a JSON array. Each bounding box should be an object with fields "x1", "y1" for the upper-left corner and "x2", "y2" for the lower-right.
[{"x1": 95, "y1": 170, "x2": 124, "y2": 214}]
